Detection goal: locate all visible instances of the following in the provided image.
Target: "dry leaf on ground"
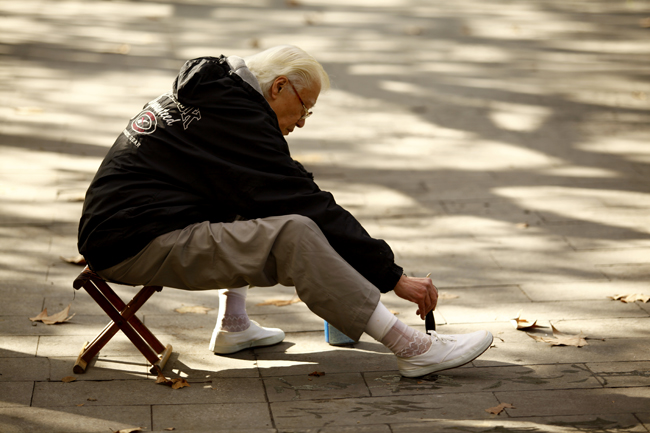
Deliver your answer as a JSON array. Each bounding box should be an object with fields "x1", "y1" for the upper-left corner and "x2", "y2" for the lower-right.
[
  {"x1": 510, "y1": 311, "x2": 540, "y2": 330},
  {"x1": 112, "y1": 428, "x2": 143, "y2": 433},
  {"x1": 486, "y1": 402, "x2": 515, "y2": 415},
  {"x1": 156, "y1": 374, "x2": 190, "y2": 390},
  {"x1": 173, "y1": 305, "x2": 213, "y2": 314},
  {"x1": 156, "y1": 374, "x2": 173, "y2": 386},
  {"x1": 163, "y1": 428, "x2": 176, "y2": 431},
  {"x1": 60, "y1": 254, "x2": 87, "y2": 266},
  {"x1": 61, "y1": 376, "x2": 76, "y2": 383},
  {"x1": 256, "y1": 298, "x2": 301, "y2": 307},
  {"x1": 608, "y1": 294, "x2": 650, "y2": 303},
  {"x1": 527, "y1": 323, "x2": 588, "y2": 347},
  {"x1": 308, "y1": 371, "x2": 325, "y2": 377},
  {"x1": 171, "y1": 378, "x2": 190, "y2": 389},
  {"x1": 30, "y1": 305, "x2": 75, "y2": 325}
]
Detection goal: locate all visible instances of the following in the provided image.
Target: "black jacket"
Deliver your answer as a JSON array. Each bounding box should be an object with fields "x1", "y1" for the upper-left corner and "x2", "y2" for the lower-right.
[{"x1": 78, "y1": 56, "x2": 403, "y2": 293}]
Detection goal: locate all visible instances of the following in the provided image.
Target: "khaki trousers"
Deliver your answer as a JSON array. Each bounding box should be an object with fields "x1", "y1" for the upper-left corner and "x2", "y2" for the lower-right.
[{"x1": 98, "y1": 215, "x2": 380, "y2": 340}]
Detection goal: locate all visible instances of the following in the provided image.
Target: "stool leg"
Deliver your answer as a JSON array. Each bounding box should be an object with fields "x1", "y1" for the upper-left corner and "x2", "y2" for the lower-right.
[
  {"x1": 95, "y1": 280, "x2": 167, "y2": 354},
  {"x1": 78, "y1": 281, "x2": 163, "y2": 369}
]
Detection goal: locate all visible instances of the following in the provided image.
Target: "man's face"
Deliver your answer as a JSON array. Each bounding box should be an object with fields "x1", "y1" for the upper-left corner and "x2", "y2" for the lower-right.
[{"x1": 267, "y1": 76, "x2": 320, "y2": 136}]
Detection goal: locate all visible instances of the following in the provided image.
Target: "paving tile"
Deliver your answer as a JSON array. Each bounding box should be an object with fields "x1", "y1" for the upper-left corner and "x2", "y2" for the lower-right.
[
  {"x1": 637, "y1": 412, "x2": 650, "y2": 430},
  {"x1": 49, "y1": 356, "x2": 150, "y2": 381},
  {"x1": 0, "y1": 357, "x2": 49, "y2": 382},
  {"x1": 0, "y1": 278, "x2": 73, "y2": 296},
  {"x1": 0, "y1": 405, "x2": 151, "y2": 432},
  {"x1": 0, "y1": 336, "x2": 38, "y2": 357},
  {"x1": 520, "y1": 280, "x2": 650, "y2": 302},
  {"x1": 599, "y1": 263, "x2": 650, "y2": 282},
  {"x1": 253, "y1": 330, "x2": 376, "y2": 355},
  {"x1": 264, "y1": 372, "x2": 370, "y2": 402},
  {"x1": 257, "y1": 346, "x2": 397, "y2": 378},
  {"x1": 366, "y1": 363, "x2": 601, "y2": 397},
  {"x1": 0, "y1": 314, "x2": 110, "y2": 336},
  {"x1": 167, "y1": 351, "x2": 259, "y2": 379},
  {"x1": 144, "y1": 313, "x2": 219, "y2": 336},
  {"x1": 0, "y1": 294, "x2": 43, "y2": 316},
  {"x1": 32, "y1": 377, "x2": 266, "y2": 407},
  {"x1": 37, "y1": 333, "x2": 149, "y2": 358},
  {"x1": 447, "y1": 317, "x2": 650, "y2": 343},
  {"x1": 151, "y1": 402, "x2": 272, "y2": 431},
  {"x1": 278, "y1": 426, "x2": 391, "y2": 433},
  {"x1": 271, "y1": 393, "x2": 500, "y2": 429},
  {"x1": 390, "y1": 413, "x2": 646, "y2": 432},
  {"x1": 0, "y1": 382, "x2": 34, "y2": 407},
  {"x1": 549, "y1": 224, "x2": 650, "y2": 250},
  {"x1": 587, "y1": 361, "x2": 650, "y2": 388},
  {"x1": 488, "y1": 250, "x2": 610, "y2": 284},
  {"x1": 438, "y1": 299, "x2": 648, "y2": 324},
  {"x1": 493, "y1": 387, "x2": 650, "y2": 417},
  {"x1": 249, "y1": 311, "x2": 325, "y2": 334},
  {"x1": 474, "y1": 337, "x2": 650, "y2": 368}
]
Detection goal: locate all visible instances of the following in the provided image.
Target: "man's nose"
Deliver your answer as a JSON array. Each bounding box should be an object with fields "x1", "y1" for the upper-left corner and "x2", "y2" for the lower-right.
[{"x1": 296, "y1": 118, "x2": 306, "y2": 128}]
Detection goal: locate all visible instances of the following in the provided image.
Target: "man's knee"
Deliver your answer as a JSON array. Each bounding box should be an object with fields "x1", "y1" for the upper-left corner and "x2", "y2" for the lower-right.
[{"x1": 273, "y1": 214, "x2": 326, "y2": 244}]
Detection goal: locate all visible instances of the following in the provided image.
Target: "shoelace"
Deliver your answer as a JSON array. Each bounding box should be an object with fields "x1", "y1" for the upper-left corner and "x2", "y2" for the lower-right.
[{"x1": 429, "y1": 331, "x2": 456, "y2": 343}]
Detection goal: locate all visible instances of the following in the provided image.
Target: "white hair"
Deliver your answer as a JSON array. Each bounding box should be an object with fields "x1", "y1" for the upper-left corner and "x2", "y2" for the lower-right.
[{"x1": 244, "y1": 45, "x2": 330, "y2": 98}]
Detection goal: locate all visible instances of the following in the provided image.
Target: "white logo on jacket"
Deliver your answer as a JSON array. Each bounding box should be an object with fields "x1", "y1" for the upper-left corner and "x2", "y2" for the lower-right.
[{"x1": 131, "y1": 110, "x2": 157, "y2": 134}]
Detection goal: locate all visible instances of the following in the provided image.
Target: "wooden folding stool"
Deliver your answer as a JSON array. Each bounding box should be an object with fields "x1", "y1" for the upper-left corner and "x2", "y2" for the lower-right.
[{"x1": 72, "y1": 266, "x2": 173, "y2": 375}]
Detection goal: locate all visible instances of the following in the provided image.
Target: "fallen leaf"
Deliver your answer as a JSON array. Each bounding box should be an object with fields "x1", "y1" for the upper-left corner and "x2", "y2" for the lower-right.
[
  {"x1": 173, "y1": 305, "x2": 213, "y2": 314},
  {"x1": 30, "y1": 304, "x2": 75, "y2": 325},
  {"x1": 87, "y1": 397, "x2": 97, "y2": 401},
  {"x1": 486, "y1": 402, "x2": 515, "y2": 415},
  {"x1": 256, "y1": 298, "x2": 301, "y2": 307},
  {"x1": 308, "y1": 371, "x2": 325, "y2": 377},
  {"x1": 510, "y1": 310, "x2": 540, "y2": 330},
  {"x1": 62, "y1": 376, "x2": 76, "y2": 383},
  {"x1": 156, "y1": 374, "x2": 190, "y2": 390},
  {"x1": 527, "y1": 323, "x2": 588, "y2": 347},
  {"x1": 608, "y1": 294, "x2": 650, "y2": 303},
  {"x1": 164, "y1": 429, "x2": 176, "y2": 432},
  {"x1": 112, "y1": 428, "x2": 143, "y2": 433},
  {"x1": 171, "y1": 378, "x2": 190, "y2": 389},
  {"x1": 76, "y1": 403, "x2": 84, "y2": 407},
  {"x1": 60, "y1": 254, "x2": 87, "y2": 266},
  {"x1": 516, "y1": 222, "x2": 529, "y2": 229}
]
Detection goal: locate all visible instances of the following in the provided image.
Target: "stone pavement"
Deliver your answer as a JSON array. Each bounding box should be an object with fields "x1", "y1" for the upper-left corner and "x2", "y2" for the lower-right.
[{"x1": 1, "y1": 0, "x2": 649, "y2": 431}]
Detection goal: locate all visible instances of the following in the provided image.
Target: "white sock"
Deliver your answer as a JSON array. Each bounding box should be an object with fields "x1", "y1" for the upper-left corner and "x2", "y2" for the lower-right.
[
  {"x1": 217, "y1": 286, "x2": 251, "y2": 332},
  {"x1": 364, "y1": 301, "x2": 398, "y2": 340},
  {"x1": 364, "y1": 301, "x2": 431, "y2": 358}
]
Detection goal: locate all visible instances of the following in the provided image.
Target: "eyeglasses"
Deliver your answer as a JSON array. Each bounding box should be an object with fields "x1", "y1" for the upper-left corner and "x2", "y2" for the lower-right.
[{"x1": 287, "y1": 80, "x2": 313, "y2": 120}]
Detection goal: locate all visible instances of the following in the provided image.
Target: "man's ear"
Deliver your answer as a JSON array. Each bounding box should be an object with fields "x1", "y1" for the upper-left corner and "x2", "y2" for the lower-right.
[{"x1": 269, "y1": 76, "x2": 289, "y2": 101}]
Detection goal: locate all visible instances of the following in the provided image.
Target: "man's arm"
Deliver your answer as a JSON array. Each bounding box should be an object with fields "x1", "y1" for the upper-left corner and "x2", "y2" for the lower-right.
[{"x1": 393, "y1": 275, "x2": 439, "y2": 319}]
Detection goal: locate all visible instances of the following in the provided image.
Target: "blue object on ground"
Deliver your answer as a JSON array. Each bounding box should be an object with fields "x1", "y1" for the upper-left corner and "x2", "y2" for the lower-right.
[{"x1": 324, "y1": 320, "x2": 357, "y2": 345}]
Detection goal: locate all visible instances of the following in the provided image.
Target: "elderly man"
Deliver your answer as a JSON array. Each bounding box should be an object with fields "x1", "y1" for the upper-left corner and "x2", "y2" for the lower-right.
[{"x1": 78, "y1": 45, "x2": 492, "y2": 377}]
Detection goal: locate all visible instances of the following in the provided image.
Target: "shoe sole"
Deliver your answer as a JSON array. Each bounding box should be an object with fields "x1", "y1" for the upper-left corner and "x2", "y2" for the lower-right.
[
  {"x1": 212, "y1": 333, "x2": 285, "y2": 355},
  {"x1": 399, "y1": 331, "x2": 494, "y2": 378}
]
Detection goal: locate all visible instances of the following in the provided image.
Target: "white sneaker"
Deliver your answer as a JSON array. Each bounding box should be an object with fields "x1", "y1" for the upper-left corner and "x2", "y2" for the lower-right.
[
  {"x1": 397, "y1": 330, "x2": 493, "y2": 377},
  {"x1": 209, "y1": 321, "x2": 285, "y2": 354}
]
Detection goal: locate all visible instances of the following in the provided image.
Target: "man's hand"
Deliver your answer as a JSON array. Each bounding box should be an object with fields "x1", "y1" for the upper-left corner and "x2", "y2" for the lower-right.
[{"x1": 393, "y1": 274, "x2": 438, "y2": 320}]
